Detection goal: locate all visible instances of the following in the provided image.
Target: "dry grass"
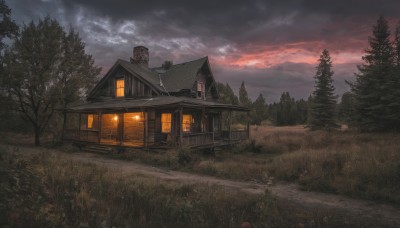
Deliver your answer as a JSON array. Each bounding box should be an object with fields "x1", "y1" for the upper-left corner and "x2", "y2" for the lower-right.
[
  {"x1": 250, "y1": 126, "x2": 400, "y2": 204},
  {"x1": 0, "y1": 146, "x2": 286, "y2": 227},
  {"x1": 1, "y1": 145, "x2": 386, "y2": 227},
  {"x1": 112, "y1": 125, "x2": 400, "y2": 205}
]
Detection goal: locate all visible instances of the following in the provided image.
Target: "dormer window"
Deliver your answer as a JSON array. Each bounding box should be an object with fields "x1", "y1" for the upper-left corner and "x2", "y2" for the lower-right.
[
  {"x1": 116, "y1": 78, "x2": 124, "y2": 97},
  {"x1": 197, "y1": 81, "x2": 205, "y2": 99}
]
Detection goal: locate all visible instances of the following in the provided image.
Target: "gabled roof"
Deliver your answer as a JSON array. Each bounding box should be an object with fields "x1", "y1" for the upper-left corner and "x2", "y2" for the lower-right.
[
  {"x1": 88, "y1": 56, "x2": 216, "y2": 99},
  {"x1": 88, "y1": 59, "x2": 164, "y2": 99},
  {"x1": 153, "y1": 57, "x2": 209, "y2": 93}
]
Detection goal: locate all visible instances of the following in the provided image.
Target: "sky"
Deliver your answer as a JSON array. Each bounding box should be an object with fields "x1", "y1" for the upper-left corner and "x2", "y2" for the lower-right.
[{"x1": 5, "y1": 0, "x2": 400, "y2": 102}]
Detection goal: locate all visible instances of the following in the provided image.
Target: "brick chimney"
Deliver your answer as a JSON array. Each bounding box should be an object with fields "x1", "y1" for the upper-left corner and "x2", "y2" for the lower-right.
[{"x1": 130, "y1": 46, "x2": 149, "y2": 67}]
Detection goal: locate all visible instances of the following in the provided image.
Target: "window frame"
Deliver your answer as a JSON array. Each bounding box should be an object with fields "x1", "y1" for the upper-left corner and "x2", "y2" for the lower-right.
[
  {"x1": 161, "y1": 113, "x2": 172, "y2": 133},
  {"x1": 182, "y1": 114, "x2": 192, "y2": 132},
  {"x1": 115, "y1": 78, "x2": 125, "y2": 97},
  {"x1": 197, "y1": 81, "x2": 205, "y2": 99}
]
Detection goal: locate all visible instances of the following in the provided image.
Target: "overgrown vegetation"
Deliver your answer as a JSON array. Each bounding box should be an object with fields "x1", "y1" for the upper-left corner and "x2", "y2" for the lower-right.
[
  {"x1": 1, "y1": 144, "x2": 389, "y2": 227},
  {"x1": 107, "y1": 126, "x2": 400, "y2": 206},
  {"x1": 0, "y1": 145, "x2": 294, "y2": 227}
]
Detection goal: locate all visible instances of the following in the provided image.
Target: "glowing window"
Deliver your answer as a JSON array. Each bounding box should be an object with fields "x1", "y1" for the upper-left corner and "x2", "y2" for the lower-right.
[
  {"x1": 182, "y1": 114, "x2": 192, "y2": 132},
  {"x1": 87, "y1": 114, "x2": 93, "y2": 129},
  {"x1": 116, "y1": 79, "x2": 124, "y2": 97},
  {"x1": 161, "y1": 113, "x2": 171, "y2": 133}
]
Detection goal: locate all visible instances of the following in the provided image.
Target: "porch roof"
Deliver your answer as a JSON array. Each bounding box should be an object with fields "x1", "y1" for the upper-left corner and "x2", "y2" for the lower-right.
[{"x1": 64, "y1": 96, "x2": 249, "y2": 112}]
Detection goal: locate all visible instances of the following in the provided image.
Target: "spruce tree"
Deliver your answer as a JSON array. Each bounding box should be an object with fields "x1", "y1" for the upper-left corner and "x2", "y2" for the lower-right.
[
  {"x1": 238, "y1": 81, "x2": 252, "y2": 107},
  {"x1": 385, "y1": 22, "x2": 400, "y2": 130},
  {"x1": 308, "y1": 49, "x2": 339, "y2": 130},
  {"x1": 351, "y1": 16, "x2": 395, "y2": 131},
  {"x1": 251, "y1": 93, "x2": 268, "y2": 125}
]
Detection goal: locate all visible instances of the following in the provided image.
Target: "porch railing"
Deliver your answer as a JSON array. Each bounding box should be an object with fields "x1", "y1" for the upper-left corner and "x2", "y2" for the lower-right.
[
  {"x1": 64, "y1": 129, "x2": 79, "y2": 140},
  {"x1": 64, "y1": 129, "x2": 99, "y2": 143},
  {"x1": 221, "y1": 130, "x2": 248, "y2": 141},
  {"x1": 182, "y1": 132, "x2": 214, "y2": 147}
]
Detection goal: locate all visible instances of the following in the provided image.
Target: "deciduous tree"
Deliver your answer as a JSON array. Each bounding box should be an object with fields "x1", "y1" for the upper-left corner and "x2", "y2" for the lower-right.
[
  {"x1": 1, "y1": 17, "x2": 101, "y2": 145},
  {"x1": 0, "y1": 0, "x2": 18, "y2": 51}
]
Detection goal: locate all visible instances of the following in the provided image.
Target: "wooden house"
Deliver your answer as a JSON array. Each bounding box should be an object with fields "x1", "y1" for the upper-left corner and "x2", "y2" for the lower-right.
[{"x1": 62, "y1": 46, "x2": 249, "y2": 149}]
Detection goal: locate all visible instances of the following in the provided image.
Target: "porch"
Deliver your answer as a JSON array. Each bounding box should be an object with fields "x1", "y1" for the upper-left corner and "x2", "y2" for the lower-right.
[{"x1": 62, "y1": 97, "x2": 249, "y2": 149}]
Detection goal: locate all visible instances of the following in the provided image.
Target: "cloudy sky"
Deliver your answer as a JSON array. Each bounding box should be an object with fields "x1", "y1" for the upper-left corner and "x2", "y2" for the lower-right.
[{"x1": 5, "y1": 0, "x2": 400, "y2": 102}]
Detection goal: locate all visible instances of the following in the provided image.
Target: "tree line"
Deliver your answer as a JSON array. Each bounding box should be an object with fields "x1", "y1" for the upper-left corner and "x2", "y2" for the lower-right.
[{"x1": 218, "y1": 16, "x2": 400, "y2": 132}]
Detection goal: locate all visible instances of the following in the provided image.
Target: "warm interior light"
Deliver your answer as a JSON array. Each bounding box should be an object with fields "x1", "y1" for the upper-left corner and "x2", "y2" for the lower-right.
[
  {"x1": 113, "y1": 115, "x2": 118, "y2": 121},
  {"x1": 134, "y1": 115, "x2": 140, "y2": 120}
]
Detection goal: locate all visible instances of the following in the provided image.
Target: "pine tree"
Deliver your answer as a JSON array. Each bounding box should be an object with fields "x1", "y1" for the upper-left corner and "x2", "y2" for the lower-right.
[
  {"x1": 308, "y1": 49, "x2": 339, "y2": 130},
  {"x1": 251, "y1": 93, "x2": 268, "y2": 125},
  {"x1": 351, "y1": 16, "x2": 395, "y2": 131},
  {"x1": 384, "y1": 21, "x2": 400, "y2": 130},
  {"x1": 238, "y1": 81, "x2": 252, "y2": 107}
]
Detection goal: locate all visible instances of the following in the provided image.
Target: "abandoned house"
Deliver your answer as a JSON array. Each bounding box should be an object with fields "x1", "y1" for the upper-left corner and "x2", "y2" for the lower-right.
[{"x1": 62, "y1": 46, "x2": 249, "y2": 149}]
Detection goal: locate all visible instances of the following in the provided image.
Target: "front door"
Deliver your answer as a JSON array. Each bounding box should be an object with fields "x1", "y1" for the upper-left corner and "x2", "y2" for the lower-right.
[
  {"x1": 123, "y1": 112, "x2": 144, "y2": 146},
  {"x1": 100, "y1": 113, "x2": 120, "y2": 145}
]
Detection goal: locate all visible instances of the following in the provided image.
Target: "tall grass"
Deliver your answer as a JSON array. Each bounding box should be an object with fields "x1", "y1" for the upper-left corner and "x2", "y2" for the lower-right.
[
  {"x1": 114, "y1": 126, "x2": 400, "y2": 205},
  {"x1": 0, "y1": 146, "x2": 286, "y2": 227},
  {"x1": 250, "y1": 126, "x2": 400, "y2": 204}
]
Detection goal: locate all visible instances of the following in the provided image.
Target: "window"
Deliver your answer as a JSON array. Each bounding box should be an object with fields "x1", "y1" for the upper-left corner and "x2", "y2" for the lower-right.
[
  {"x1": 87, "y1": 114, "x2": 94, "y2": 129},
  {"x1": 116, "y1": 79, "x2": 124, "y2": 97},
  {"x1": 182, "y1": 114, "x2": 192, "y2": 132},
  {"x1": 197, "y1": 81, "x2": 205, "y2": 99},
  {"x1": 161, "y1": 113, "x2": 172, "y2": 133}
]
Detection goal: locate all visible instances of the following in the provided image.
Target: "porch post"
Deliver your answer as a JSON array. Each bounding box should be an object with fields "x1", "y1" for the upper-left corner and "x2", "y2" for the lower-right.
[
  {"x1": 144, "y1": 111, "x2": 148, "y2": 148},
  {"x1": 98, "y1": 112, "x2": 102, "y2": 143},
  {"x1": 201, "y1": 107, "x2": 205, "y2": 133},
  {"x1": 228, "y1": 109, "x2": 232, "y2": 144},
  {"x1": 78, "y1": 113, "x2": 81, "y2": 140},
  {"x1": 247, "y1": 111, "x2": 250, "y2": 140},
  {"x1": 179, "y1": 107, "x2": 183, "y2": 147},
  {"x1": 119, "y1": 113, "x2": 123, "y2": 146},
  {"x1": 61, "y1": 111, "x2": 66, "y2": 141}
]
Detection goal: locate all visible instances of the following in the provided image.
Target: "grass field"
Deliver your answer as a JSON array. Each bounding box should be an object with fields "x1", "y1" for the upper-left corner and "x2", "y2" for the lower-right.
[
  {"x1": 1, "y1": 126, "x2": 400, "y2": 226},
  {"x1": 1, "y1": 145, "x2": 360, "y2": 227},
  {"x1": 106, "y1": 125, "x2": 400, "y2": 205}
]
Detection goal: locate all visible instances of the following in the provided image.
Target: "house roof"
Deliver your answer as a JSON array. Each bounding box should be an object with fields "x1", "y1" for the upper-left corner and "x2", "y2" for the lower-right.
[
  {"x1": 65, "y1": 96, "x2": 248, "y2": 112},
  {"x1": 89, "y1": 56, "x2": 211, "y2": 98},
  {"x1": 88, "y1": 59, "x2": 164, "y2": 99},
  {"x1": 153, "y1": 57, "x2": 209, "y2": 93}
]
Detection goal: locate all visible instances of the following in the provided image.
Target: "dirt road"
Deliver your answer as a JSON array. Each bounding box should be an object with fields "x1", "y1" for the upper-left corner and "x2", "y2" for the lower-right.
[
  {"x1": 59, "y1": 150, "x2": 400, "y2": 227},
  {"x1": 7, "y1": 144, "x2": 400, "y2": 227}
]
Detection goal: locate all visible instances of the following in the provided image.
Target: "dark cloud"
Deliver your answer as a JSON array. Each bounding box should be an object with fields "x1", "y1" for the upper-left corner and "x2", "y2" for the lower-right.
[{"x1": 4, "y1": 0, "x2": 400, "y2": 102}]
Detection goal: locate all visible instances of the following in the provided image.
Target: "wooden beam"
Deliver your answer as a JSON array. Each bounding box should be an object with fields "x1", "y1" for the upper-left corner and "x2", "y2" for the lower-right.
[
  {"x1": 119, "y1": 113, "x2": 123, "y2": 146},
  {"x1": 144, "y1": 111, "x2": 148, "y2": 148},
  {"x1": 179, "y1": 107, "x2": 183, "y2": 147},
  {"x1": 228, "y1": 110, "x2": 232, "y2": 144},
  {"x1": 62, "y1": 111, "x2": 66, "y2": 141},
  {"x1": 78, "y1": 113, "x2": 81, "y2": 140},
  {"x1": 247, "y1": 111, "x2": 250, "y2": 140},
  {"x1": 98, "y1": 112, "x2": 102, "y2": 143}
]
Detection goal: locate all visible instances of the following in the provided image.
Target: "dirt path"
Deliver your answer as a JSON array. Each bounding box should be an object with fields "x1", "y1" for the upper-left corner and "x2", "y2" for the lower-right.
[{"x1": 7, "y1": 144, "x2": 400, "y2": 227}]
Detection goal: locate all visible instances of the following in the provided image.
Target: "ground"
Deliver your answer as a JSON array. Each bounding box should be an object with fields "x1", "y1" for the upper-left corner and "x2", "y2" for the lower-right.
[{"x1": 9, "y1": 144, "x2": 400, "y2": 227}]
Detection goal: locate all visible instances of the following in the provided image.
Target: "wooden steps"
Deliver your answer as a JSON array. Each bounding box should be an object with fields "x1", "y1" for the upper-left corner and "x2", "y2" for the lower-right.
[{"x1": 83, "y1": 144, "x2": 114, "y2": 154}]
